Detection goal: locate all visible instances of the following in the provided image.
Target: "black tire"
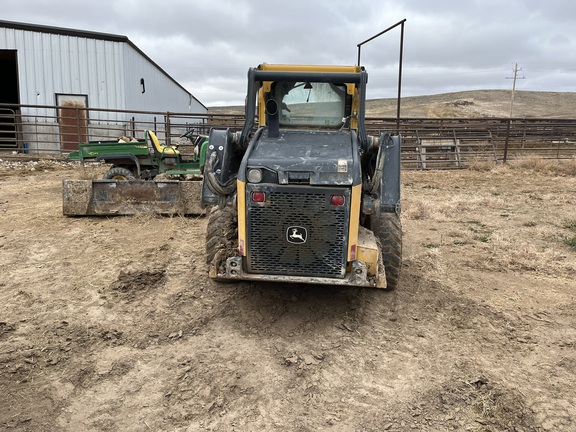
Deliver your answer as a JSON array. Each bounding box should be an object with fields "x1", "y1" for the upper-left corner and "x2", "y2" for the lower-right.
[
  {"x1": 205, "y1": 205, "x2": 238, "y2": 267},
  {"x1": 371, "y1": 212, "x2": 402, "y2": 290},
  {"x1": 104, "y1": 167, "x2": 136, "y2": 181}
]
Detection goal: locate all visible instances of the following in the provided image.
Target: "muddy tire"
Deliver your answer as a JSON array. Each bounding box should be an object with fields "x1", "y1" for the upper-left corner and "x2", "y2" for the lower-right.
[
  {"x1": 104, "y1": 167, "x2": 136, "y2": 181},
  {"x1": 205, "y1": 205, "x2": 238, "y2": 266},
  {"x1": 371, "y1": 212, "x2": 402, "y2": 290}
]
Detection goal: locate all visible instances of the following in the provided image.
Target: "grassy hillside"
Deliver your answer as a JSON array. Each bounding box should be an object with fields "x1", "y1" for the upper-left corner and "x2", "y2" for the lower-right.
[{"x1": 209, "y1": 90, "x2": 576, "y2": 118}]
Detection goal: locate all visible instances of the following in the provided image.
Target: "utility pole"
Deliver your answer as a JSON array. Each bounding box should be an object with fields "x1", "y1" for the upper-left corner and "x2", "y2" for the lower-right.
[
  {"x1": 506, "y1": 63, "x2": 525, "y2": 118},
  {"x1": 503, "y1": 63, "x2": 525, "y2": 163}
]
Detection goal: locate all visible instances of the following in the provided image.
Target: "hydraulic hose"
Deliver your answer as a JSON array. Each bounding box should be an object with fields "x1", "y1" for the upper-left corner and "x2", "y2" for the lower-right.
[
  {"x1": 365, "y1": 132, "x2": 393, "y2": 195},
  {"x1": 205, "y1": 152, "x2": 237, "y2": 196}
]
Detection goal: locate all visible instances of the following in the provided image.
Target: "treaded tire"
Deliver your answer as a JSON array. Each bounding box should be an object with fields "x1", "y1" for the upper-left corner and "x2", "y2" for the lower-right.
[
  {"x1": 205, "y1": 205, "x2": 238, "y2": 266},
  {"x1": 371, "y1": 212, "x2": 402, "y2": 290},
  {"x1": 104, "y1": 167, "x2": 136, "y2": 181}
]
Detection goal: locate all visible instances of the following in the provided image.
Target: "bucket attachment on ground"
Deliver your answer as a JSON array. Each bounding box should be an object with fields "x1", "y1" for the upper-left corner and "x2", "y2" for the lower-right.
[{"x1": 62, "y1": 179, "x2": 204, "y2": 216}]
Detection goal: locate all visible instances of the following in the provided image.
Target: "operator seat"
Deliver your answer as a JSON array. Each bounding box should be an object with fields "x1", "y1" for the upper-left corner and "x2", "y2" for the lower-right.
[{"x1": 147, "y1": 130, "x2": 179, "y2": 156}]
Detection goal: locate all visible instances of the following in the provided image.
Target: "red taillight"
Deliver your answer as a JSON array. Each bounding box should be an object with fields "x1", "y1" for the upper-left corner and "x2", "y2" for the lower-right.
[
  {"x1": 330, "y1": 194, "x2": 345, "y2": 206},
  {"x1": 251, "y1": 191, "x2": 265, "y2": 202},
  {"x1": 350, "y1": 244, "x2": 357, "y2": 260}
]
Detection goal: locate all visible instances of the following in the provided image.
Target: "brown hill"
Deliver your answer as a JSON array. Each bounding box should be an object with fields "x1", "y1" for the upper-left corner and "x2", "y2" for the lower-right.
[{"x1": 208, "y1": 90, "x2": 576, "y2": 118}]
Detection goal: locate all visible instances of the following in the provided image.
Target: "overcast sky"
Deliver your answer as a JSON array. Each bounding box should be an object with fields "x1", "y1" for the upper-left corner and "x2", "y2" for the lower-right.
[{"x1": 3, "y1": 0, "x2": 576, "y2": 106}]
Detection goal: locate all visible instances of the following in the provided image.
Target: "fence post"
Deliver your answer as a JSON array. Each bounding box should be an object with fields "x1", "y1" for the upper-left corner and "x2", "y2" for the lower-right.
[
  {"x1": 166, "y1": 113, "x2": 171, "y2": 146},
  {"x1": 503, "y1": 119, "x2": 511, "y2": 163},
  {"x1": 76, "y1": 108, "x2": 81, "y2": 151}
]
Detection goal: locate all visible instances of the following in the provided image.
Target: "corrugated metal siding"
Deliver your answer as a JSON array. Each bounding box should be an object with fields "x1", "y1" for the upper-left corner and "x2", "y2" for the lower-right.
[
  {"x1": 123, "y1": 44, "x2": 205, "y2": 115},
  {"x1": 0, "y1": 27, "x2": 127, "y2": 119},
  {"x1": 0, "y1": 23, "x2": 206, "y2": 129}
]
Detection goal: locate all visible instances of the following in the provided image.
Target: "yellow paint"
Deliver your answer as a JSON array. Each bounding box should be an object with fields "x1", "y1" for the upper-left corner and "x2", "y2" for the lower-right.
[
  {"x1": 237, "y1": 180, "x2": 247, "y2": 256},
  {"x1": 350, "y1": 88, "x2": 360, "y2": 130},
  {"x1": 148, "y1": 130, "x2": 179, "y2": 155},
  {"x1": 357, "y1": 245, "x2": 378, "y2": 276},
  {"x1": 259, "y1": 63, "x2": 361, "y2": 73},
  {"x1": 258, "y1": 87, "x2": 267, "y2": 126},
  {"x1": 347, "y1": 184, "x2": 362, "y2": 261},
  {"x1": 356, "y1": 226, "x2": 381, "y2": 277},
  {"x1": 357, "y1": 246, "x2": 379, "y2": 276},
  {"x1": 256, "y1": 64, "x2": 362, "y2": 129}
]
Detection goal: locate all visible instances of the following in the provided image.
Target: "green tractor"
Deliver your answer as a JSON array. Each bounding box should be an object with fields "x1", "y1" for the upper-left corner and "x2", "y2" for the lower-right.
[{"x1": 201, "y1": 63, "x2": 402, "y2": 290}]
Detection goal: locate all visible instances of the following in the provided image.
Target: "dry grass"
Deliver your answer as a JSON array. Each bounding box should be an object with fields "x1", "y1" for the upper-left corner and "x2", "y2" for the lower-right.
[
  {"x1": 564, "y1": 220, "x2": 576, "y2": 251},
  {"x1": 506, "y1": 156, "x2": 576, "y2": 176},
  {"x1": 467, "y1": 160, "x2": 499, "y2": 172},
  {"x1": 211, "y1": 90, "x2": 576, "y2": 118},
  {"x1": 488, "y1": 232, "x2": 574, "y2": 274},
  {"x1": 565, "y1": 236, "x2": 576, "y2": 251},
  {"x1": 464, "y1": 156, "x2": 576, "y2": 176},
  {"x1": 403, "y1": 162, "x2": 576, "y2": 282},
  {"x1": 404, "y1": 194, "x2": 506, "y2": 223}
]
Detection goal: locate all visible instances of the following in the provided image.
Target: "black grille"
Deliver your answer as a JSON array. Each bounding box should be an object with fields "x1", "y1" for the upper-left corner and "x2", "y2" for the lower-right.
[{"x1": 246, "y1": 185, "x2": 350, "y2": 278}]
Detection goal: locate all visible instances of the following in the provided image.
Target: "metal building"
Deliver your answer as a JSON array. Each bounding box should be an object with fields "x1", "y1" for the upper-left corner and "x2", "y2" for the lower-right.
[{"x1": 0, "y1": 20, "x2": 207, "y2": 152}]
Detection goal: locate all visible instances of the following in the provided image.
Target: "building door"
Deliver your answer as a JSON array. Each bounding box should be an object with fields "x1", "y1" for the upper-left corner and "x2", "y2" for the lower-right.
[
  {"x1": 0, "y1": 50, "x2": 20, "y2": 149},
  {"x1": 56, "y1": 94, "x2": 88, "y2": 151}
]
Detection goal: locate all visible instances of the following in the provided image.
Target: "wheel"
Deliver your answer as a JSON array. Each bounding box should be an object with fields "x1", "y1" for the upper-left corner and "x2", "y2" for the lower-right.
[
  {"x1": 103, "y1": 167, "x2": 136, "y2": 181},
  {"x1": 205, "y1": 205, "x2": 238, "y2": 270},
  {"x1": 370, "y1": 212, "x2": 402, "y2": 290}
]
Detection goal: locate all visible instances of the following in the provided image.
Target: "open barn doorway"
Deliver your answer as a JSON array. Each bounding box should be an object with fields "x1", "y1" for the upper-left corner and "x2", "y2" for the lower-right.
[{"x1": 0, "y1": 50, "x2": 20, "y2": 149}]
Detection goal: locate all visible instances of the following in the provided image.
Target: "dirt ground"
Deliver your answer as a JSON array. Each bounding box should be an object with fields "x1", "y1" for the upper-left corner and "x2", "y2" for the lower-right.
[{"x1": 0, "y1": 158, "x2": 575, "y2": 432}]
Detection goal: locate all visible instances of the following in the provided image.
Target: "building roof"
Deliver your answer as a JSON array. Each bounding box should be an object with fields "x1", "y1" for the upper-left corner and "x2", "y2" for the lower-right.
[{"x1": 0, "y1": 20, "x2": 207, "y2": 110}]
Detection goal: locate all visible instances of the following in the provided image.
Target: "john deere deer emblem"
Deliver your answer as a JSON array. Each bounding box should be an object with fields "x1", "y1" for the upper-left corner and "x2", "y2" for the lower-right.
[{"x1": 286, "y1": 226, "x2": 307, "y2": 244}]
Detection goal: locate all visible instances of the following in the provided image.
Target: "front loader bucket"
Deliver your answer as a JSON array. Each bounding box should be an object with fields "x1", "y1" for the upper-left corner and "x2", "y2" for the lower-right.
[{"x1": 62, "y1": 179, "x2": 205, "y2": 216}]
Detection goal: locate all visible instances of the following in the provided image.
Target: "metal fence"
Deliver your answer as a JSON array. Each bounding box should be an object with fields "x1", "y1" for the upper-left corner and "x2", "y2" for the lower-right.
[
  {"x1": 1, "y1": 102, "x2": 575, "y2": 169},
  {"x1": 366, "y1": 117, "x2": 576, "y2": 169},
  {"x1": 0, "y1": 103, "x2": 244, "y2": 157}
]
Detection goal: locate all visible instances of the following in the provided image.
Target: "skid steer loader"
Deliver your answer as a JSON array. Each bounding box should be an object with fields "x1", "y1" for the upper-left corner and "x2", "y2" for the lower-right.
[{"x1": 202, "y1": 63, "x2": 402, "y2": 289}]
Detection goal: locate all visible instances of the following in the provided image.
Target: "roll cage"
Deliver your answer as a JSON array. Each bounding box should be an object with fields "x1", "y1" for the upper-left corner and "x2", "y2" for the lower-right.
[{"x1": 238, "y1": 64, "x2": 369, "y2": 149}]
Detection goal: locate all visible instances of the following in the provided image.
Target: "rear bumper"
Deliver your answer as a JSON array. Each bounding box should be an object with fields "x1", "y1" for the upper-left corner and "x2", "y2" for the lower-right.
[{"x1": 210, "y1": 256, "x2": 387, "y2": 289}]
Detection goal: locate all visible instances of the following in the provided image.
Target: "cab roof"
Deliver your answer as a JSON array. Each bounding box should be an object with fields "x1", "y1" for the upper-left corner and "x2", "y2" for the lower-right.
[{"x1": 258, "y1": 63, "x2": 363, "y2": 74}]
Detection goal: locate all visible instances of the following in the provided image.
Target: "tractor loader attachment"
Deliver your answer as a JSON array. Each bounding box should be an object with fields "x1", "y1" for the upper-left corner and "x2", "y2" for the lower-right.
[{"x1": 62, "y1": 179, "x2": 204, "y2": 216}]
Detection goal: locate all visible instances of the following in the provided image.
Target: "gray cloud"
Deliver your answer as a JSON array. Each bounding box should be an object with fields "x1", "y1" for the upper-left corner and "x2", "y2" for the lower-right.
[{"x1": 3, "y1": 0, "x2": 575, "y2": 105}]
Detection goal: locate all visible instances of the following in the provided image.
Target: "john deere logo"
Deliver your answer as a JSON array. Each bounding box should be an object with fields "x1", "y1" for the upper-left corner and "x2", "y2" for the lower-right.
[{"x1": 287, "y1": 226, "x2": 307, "y2": 244}]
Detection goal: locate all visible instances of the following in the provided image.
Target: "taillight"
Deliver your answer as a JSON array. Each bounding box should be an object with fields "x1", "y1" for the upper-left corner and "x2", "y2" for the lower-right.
[
  {"x1": 251, "y1": 191, "x2": 265, "y2": 203},
  {"x1": 330, "y1": 194, "x2": 345, "y2": 206},
  {"x1": 350, "y1": 244, "x2": 357, "y2": 260}
]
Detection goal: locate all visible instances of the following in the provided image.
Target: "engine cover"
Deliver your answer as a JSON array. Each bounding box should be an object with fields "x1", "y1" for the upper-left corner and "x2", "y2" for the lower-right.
[
  {"x1": 246, "y1": 129, "x2": 358, "y2": 186},
  {"x1": 246, "y1": 184, "x2": 351, "y2": 278}
]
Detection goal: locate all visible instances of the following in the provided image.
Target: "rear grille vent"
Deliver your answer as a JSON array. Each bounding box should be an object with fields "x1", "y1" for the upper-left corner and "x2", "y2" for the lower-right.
[{"x1": 247, "y1": 186, "x2": 349, "y2": 278}]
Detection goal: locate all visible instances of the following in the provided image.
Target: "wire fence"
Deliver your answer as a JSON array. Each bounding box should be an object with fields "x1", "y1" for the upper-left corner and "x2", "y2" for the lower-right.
[{"x1": 1, "y1": 103, "x2": 575, "y2": 169}]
